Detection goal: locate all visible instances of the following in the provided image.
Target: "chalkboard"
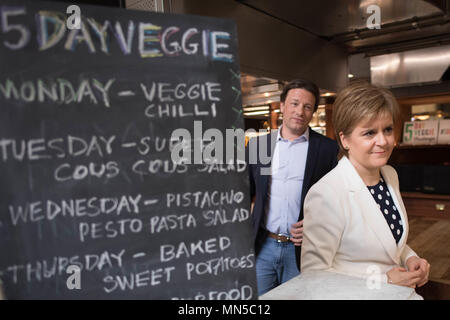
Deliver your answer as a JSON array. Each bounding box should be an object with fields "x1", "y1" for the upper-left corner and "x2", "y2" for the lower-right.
[{"x1": 0, "y1": 0, "x2": 256, "y2": 299}]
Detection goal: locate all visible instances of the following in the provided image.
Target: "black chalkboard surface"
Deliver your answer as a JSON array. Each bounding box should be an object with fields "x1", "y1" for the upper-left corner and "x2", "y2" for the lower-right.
[{"x1": 0, "y1": 0, "x2": 256, "y2": 299}]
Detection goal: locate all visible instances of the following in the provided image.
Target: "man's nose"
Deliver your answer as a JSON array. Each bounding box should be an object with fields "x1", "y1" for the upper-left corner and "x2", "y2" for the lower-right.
[{"x1": 295, "y1": 105, "x2": 305, "y2": 115}]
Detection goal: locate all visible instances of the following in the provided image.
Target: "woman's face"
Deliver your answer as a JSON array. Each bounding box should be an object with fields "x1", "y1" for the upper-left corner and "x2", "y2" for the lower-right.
[{"x1": 340, "y1": 112, "x2": 395, "y2": 174}]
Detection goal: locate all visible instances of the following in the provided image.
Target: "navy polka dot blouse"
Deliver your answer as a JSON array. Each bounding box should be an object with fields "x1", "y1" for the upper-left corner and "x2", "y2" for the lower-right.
[{"x1": 367, "y1": 176, "x2": 404, "y2": 244}]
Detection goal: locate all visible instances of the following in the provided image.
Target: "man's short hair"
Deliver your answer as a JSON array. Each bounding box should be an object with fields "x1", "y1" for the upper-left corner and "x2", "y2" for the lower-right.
[{"x1": 280, "y1": 78, "x2": 320, "y2": 111}]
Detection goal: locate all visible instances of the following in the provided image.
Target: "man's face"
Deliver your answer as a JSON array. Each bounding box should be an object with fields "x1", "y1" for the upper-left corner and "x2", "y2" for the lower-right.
[{"x1": 280, "y1": 88, "x2": 315, "y2": 137}]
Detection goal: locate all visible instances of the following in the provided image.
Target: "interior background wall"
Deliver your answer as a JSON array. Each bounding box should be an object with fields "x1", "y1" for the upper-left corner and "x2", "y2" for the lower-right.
[{"x1": 167, "y1": 0, "x2": 348, "y2": 92}]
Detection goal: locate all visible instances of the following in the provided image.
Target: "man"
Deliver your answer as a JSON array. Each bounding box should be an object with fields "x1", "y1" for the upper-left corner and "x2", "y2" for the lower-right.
[{"x1": 247, "y1": 78, "x2": 339, "y2": 296}]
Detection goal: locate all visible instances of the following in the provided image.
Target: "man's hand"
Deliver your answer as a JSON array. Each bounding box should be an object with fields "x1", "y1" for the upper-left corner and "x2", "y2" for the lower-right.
[
  {"x1": 406, "y1": 256, "x2": 430, "y2": 287},
  {"x1": 290, "y1": 220, "x2": 303, "y2": 246}
]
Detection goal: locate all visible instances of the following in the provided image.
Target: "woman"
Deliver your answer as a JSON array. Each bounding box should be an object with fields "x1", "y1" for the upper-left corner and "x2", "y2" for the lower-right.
[{"x1": 301, "y1": 81, "x2": 430, "y2": 289}]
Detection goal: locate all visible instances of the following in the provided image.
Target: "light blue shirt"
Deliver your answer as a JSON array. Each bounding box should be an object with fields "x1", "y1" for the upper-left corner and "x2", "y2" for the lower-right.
[{"x1": 264, "y1": 126, "x2": 309, "y2": 236}]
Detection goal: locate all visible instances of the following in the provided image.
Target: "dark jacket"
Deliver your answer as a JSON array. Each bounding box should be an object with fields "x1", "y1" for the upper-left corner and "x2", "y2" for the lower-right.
[{"x1": 246, "y1": 128, "x2": 339, "y2": 269}]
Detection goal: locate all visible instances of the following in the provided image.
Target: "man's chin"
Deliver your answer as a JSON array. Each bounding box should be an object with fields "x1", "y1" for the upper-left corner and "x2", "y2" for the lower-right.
[{"x1": 286, "y1": 124, "x2": 308, "y2": 135}]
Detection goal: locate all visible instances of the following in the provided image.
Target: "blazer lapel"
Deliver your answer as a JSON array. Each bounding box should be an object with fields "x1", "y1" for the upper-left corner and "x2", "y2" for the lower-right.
[
  {"x1": 381, "y1": 166, "x2": 409, "y2": 253},
  {"x1": 300, "y1": 128, "x2": 319, "y2": 217},
  {"x1": 340, "y1": 157, "x2": 399, "y2": 263}
]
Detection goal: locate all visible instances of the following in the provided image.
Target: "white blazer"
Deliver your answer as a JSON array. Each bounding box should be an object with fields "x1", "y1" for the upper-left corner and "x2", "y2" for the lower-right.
[{"x1": 301, "y1": 156, "x2": 418, "y2": 283}]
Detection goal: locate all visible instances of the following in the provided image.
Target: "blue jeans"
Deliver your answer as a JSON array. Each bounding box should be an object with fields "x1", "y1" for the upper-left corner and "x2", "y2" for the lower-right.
[{"x1": 255, "y1": 237, "x2": 300, "y2": 296}]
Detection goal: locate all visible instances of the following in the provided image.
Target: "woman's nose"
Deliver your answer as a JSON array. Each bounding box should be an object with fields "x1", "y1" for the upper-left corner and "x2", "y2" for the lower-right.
[{"x1": 376, "y1": 132, "x2": 388, "y2": 145}]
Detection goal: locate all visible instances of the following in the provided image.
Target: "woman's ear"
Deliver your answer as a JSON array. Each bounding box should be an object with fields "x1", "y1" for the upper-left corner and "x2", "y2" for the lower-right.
[{"x1": 339, "y1": 132, "x2": 346, "y2": 149}]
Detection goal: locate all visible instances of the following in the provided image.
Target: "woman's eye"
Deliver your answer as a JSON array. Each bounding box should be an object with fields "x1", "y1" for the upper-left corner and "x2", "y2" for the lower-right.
[
  {"x1": 384, "y1": 127, "x2": 393, "y2": 133},
  {"x1": 364, "y1": 131, "x2": 375, "y2": 136}
]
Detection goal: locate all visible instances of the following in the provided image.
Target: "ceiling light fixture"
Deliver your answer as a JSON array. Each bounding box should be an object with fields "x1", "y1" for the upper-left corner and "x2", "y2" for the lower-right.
[
  {"x1": 243, "y1": 106, "x2": 270, "y2": 112},
  {"x1": 243, "y1": 110, "x2": 270, "y2": 116}
]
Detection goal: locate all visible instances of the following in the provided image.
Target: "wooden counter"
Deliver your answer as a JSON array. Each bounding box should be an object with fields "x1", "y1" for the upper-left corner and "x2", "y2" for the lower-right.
[{"x1": 402, "y1": 192, "x2": 450, "y2": 219}]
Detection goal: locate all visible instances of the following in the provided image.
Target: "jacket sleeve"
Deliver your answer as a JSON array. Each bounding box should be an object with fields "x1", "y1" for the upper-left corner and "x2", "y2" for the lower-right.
[
  {"x1": 301, "y1": 181, "x2": 345, "y2": 272},
  {"x1": 246, "y1": 138, "x2": 256, "y2": 200},
  {"x1": 400, "y1": 245, "x2": 418, "y2": 267}
]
